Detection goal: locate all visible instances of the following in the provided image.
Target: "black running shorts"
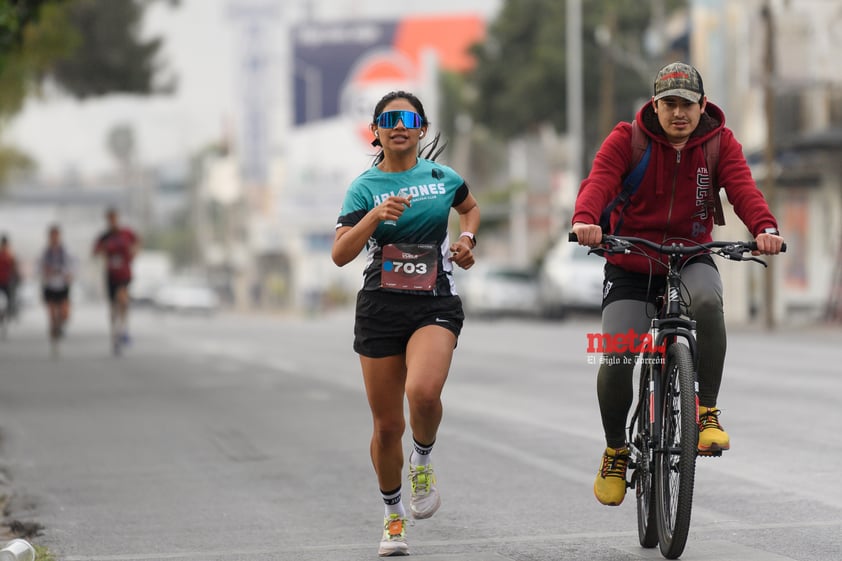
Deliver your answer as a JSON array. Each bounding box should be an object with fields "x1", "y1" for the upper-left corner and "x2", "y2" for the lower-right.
[
  {"x1": 353, "y1": 290, "x2": 464, "y2": 358},
  {"x1": 602, "y1": 255, "x2": 716, "y2": 308},
  {"x1": 106, "y1": 277, "x2": 131, "y2": 303},
  {"x1": 43, "y1": 287, "x2": 70, "y2": 303}
]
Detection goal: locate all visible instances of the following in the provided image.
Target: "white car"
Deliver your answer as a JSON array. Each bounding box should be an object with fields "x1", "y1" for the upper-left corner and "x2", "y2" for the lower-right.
[
  {"x1": 538, "y1": 240, "x2": 605, "y2": 319},
  {"x1": 154, "y1": 277, "x2": 220, "y2": 315},
  {"x1": 458, "y1": 264, "x2": 541, "y2": 319}
]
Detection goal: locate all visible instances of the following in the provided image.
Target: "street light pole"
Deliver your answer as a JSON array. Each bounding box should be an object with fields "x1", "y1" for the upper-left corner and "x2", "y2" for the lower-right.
[
  {"x1": 762, "y1": 0, "x2": 778, "y2": 329},
  {"x1": 567, "y1": 0, "x2": 584, "y2": 189}
]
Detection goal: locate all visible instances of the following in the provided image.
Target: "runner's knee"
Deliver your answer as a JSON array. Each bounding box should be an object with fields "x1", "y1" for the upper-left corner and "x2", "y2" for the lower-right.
[
  {"x1": 405, "y1": 386, "x2": 441, "y2": 416},
  {"x1": 372, "y1": 417, "x2": 405, "y2": 446}
]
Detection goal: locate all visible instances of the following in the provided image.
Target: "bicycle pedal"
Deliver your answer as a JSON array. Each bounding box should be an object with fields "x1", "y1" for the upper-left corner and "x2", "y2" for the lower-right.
[{"x1": 698, "y1": 450, "x2": 723, "y2": 457}]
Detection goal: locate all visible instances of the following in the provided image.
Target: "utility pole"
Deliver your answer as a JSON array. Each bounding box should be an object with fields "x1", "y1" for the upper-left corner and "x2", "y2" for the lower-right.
[
  {"x1": 566, "y1": 0, "x2": 583, "y2": 189},
  {"x1": 762, "y1": 0, "x2": 778, "y2": 329},
  {"x1": 596, "y1": 10, "x2": 617, "y2": 140}
]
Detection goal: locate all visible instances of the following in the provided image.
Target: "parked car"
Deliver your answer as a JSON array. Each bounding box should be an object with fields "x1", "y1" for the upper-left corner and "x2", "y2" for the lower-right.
[
  {"x1": 538, "y1": 240, "x2": 605, "y2": 319},
  {"x1": 458, "y1": 263, "x2": 541, "y2": 319},
  {"x1": 130, "y1": 251, "x2": 174, "y2": 306},
  {"x1": 154, "y1": 276, "x2": 220, "y2": 315}
]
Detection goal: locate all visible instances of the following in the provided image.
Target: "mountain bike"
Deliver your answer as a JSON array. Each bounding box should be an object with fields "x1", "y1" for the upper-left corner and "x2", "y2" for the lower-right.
[{"x1": 569, "y1": 232, "x2": 785, "y2": 559}]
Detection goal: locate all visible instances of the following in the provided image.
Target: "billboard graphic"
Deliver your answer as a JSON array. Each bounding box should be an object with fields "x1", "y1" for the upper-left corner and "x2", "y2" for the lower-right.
[{"x1": 292, "y1": 15, "x2": 485, "y2": 130}]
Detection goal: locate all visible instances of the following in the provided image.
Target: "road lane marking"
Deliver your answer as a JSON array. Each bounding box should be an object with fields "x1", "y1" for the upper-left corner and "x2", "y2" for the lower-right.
[
  {"x1": 616, "y1": 539, "x2": 801, "y2": 560},
  {"x1": 440, "y1": 425, "x2": 594, "y2": 485}
]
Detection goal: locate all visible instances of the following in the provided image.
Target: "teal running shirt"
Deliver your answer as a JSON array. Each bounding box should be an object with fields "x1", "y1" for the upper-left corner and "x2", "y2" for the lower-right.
[{"x1": 336, "y1": 158, "x2": 470, "y2": 296}]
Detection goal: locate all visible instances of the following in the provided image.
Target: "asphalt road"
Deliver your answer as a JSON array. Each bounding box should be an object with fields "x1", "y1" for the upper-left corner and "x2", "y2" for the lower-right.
[{"x1": 0, "y1": 302, "x2": 840, "y2": 561}]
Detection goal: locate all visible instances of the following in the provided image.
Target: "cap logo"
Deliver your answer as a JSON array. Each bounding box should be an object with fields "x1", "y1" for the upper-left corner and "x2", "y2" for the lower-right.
[{"x1": 659, "y1": 71, "x2": 690, "y2": 81}]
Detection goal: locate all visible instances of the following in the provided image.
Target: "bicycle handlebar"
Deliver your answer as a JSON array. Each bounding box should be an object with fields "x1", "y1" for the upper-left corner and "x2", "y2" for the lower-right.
[{"x1": 567, "y1": 232, "x2": 786, "y2": 261}]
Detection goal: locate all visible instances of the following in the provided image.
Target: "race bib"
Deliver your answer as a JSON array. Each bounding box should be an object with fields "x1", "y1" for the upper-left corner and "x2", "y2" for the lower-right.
[
  {"x1": 47, "y1": 273, "x2": 67, "y2": 290},
  {"x1": 108, "y1": 255, "x2": 125, "y2": 269},
  {"x1": 381, "y1": 244, "x2": 438, "y2": 292}
]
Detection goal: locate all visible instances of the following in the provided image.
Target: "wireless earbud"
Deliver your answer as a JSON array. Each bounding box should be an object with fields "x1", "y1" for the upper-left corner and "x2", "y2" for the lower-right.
[{"x1": 419, "y1": 131, "x2": 425, "y2": 138}]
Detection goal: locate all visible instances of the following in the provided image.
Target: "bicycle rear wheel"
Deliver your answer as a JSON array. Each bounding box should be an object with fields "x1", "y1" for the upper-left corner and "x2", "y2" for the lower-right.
[
  {"x1": 633, "y1": 359, "x2": 658, "y2": 548},
  {"x1": 656, "y1": 342, "x2": 698, "y2": 559}
]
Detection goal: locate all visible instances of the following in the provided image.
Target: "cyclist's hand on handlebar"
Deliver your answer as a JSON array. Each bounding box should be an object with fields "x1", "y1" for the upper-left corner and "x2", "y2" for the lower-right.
[
  {"x1": 571, "y1": 222, "x2": 602, "y2": 246},
  {"x1": 753, "y1": 232, "x2": 785, "y2": 256}
]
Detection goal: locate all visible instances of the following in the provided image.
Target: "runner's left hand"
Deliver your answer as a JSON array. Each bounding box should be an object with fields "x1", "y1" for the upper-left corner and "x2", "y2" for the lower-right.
[{"x1": 449, "y1": 240, "x2": 474, "y2": 269}]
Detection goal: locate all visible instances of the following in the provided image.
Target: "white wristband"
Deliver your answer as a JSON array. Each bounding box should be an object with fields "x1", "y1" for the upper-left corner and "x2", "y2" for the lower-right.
[{"x1": 459, "y1": 231, "x2": 476, "y2": 248}]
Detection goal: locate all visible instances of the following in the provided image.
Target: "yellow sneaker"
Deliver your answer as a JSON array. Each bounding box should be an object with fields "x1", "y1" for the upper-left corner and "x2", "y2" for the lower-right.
[
  {"x1": 593, "y1": 446, "x2": 629, "y2": 506},
  {"x1": 698, "y1": 406, "x2": 730, "y2": 453}
]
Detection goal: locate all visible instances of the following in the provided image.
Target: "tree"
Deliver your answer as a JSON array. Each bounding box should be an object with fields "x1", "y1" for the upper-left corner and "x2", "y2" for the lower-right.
[
  {"x1": 0, "y1": 0, "x2": 177, "y2": 184},
  {"x1": 0, "y1": 1, "x2": 76, "y2": 119},
  {"x1": 0, "y1": 1, "x2": 77, "y2": 182},
  {"x1": 467, "y1": 0, "x2": 687, "y2": 161},
  {"x1": 49, "y1": 0, "x2": 177, "y2": 98},
  {"x1": 0, "y1": 0, "x2": 55, "y2": 54}
]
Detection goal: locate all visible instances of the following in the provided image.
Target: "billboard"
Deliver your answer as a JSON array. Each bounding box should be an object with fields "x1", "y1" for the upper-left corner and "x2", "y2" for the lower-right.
[
  {"x1": 292, "y1": 15, "x2": 485, "y2": 126},
  {"x1": 284, "y1": 15, "x2": 486, "y2": 229}
]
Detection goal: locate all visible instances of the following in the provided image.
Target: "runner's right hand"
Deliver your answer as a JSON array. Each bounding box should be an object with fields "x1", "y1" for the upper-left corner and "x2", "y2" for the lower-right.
[{"x1": 376, "y1": 194, "x2": 413, "y2": 223}]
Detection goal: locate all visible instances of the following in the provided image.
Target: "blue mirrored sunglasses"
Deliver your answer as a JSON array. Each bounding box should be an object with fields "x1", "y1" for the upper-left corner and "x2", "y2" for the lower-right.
[{"x1": 375, "y1": 110, "x2": 423, "y2": 129}]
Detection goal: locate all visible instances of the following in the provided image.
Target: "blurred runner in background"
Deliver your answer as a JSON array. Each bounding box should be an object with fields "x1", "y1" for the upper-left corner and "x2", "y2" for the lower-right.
[
  {"x1": 0, "y1": 234, "x2": 21, "y2": 324},
  {"x1": 93, "y1": 207, "x2": 140, "y2": 354},
  {"x1": 40, "y1": 224, "x2": 75, "y2": 349}
]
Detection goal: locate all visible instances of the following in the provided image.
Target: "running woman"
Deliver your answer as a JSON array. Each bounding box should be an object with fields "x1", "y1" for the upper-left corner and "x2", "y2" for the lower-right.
[
  {"x1": 332, "y1": 91, "x2": 480, "y2": 556},
  {"x1": 40, "y1": 224, "x2": 75, "y2": 350}
]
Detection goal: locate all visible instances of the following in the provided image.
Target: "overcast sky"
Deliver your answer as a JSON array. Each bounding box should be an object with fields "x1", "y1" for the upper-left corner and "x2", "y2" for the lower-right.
[{"x1": 6, "y1": 0, "x2": 501, "y2": 181}]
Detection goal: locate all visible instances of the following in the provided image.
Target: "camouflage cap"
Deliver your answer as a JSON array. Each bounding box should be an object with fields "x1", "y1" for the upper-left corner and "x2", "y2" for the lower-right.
[{"x1": 653, "y1": 62, "x2": 704, "y2": 103}]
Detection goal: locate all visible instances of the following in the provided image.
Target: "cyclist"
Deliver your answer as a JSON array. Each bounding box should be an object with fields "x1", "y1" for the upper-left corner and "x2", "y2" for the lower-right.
[
  {"x1": 40, "y1": 225, "x2": 75, "y2": 343},
  {"x1": 92, "y1": 207, "x2": 140, "y2": 351},
  {"x1": 0, "y1": 235, "x2": 21, "y2": 322},
  {"x1": 570, "y1": 62, "x2": 785, "y2": 506},
  {"x1": 332, "y1": 90, "x2": 480, "y2": 556}
]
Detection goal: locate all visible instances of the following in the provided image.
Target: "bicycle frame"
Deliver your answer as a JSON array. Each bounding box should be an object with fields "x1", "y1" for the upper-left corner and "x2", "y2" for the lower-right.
[{"x1": 630, "y1": 248, "x2": 699, "y2": 456}]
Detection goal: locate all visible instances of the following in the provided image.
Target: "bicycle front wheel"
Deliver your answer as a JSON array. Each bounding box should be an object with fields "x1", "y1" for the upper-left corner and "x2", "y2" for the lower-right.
[{"x1": 656, "y1": 342, "x2": 698, "y2": 559}]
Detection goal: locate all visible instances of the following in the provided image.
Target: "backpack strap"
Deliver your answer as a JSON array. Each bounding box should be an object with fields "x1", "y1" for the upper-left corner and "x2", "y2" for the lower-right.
[
  {"x1": 704, "y1": 132, "x2": 725, "y2": 225},
  {"x1": 629, "y1": 119, "x2": 650, "y2": 168},
  {"x1": 599, "y1": 121, "x2": 651, "y2": 234}
]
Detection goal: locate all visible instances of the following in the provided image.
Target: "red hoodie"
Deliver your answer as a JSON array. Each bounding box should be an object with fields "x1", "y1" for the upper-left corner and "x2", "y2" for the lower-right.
[{"x1": 572, "y1": 101, "x2": 778, "y2": 274}]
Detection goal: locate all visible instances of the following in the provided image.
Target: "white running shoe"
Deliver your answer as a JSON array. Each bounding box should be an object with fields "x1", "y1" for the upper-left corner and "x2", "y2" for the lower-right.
[
  {"x1": 408, "y1": 463, "x2": 441, "y2": 519},
  {"x1": 378, "y1": 514, "x2": 409, "y2": 556}
]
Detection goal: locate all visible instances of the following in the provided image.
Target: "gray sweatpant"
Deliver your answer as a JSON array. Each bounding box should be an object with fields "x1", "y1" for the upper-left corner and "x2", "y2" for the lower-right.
[{"x1": 597, "y1": 262, "x2": 726, "y2": 448}]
